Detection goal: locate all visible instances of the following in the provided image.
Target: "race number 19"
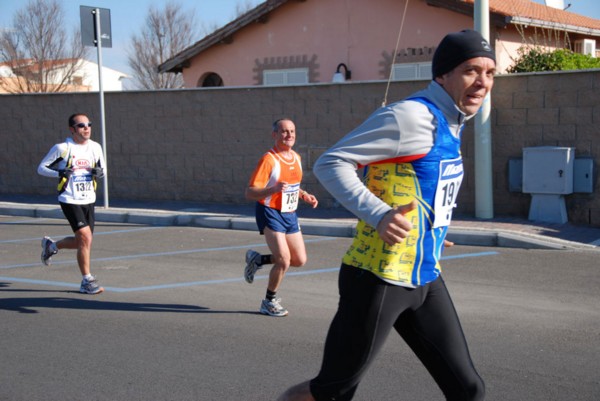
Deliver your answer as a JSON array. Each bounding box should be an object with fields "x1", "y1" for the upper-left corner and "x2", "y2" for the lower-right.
[{"x1": 433, "y1": 158, "x2": 463, "y2": 228}]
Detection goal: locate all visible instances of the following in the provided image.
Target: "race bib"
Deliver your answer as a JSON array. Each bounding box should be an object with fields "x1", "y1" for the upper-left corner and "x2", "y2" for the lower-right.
[
  {"x1": 281, "y1": 183, "x2": 300, "y2": 213},
  {"x1": 433, "y1": 158, "x2": 463, "y2": 228},
  {"x1": 68, "y1": 171, "x2": 94, "y2": 201}
]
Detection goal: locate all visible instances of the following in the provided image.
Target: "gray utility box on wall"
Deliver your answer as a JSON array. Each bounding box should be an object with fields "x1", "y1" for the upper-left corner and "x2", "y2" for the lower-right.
[{"x1": 522, "y1": 146, "x2": 574, "y2": 224}]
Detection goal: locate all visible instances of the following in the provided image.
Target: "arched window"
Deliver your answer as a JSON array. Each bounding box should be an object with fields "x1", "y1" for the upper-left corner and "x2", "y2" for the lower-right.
[{"x1": 198, "y1": 73, "x2": 224, "y2": 87}]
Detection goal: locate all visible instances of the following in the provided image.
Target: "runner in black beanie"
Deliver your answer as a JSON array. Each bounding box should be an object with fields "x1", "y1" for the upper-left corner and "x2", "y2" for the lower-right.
[{"x1": 432, "y1": 29, "x2": 495, "y2": 78}]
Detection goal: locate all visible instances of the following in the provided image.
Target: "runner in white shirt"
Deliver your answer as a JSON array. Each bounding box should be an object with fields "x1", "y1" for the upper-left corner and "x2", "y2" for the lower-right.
[{"x1": 37, "y1": 113, "x2": 106, "y2": 295}]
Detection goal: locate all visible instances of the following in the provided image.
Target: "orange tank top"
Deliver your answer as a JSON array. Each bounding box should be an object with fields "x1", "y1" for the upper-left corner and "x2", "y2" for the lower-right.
[{"x1": 248, "y1": 148, "x2": 303, "y2": 211}]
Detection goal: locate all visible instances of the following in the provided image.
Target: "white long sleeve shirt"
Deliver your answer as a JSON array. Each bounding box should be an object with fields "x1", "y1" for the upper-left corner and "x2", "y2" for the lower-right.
[{"x1": 38, "y1": 136, "x2": 105, "y2": 205}]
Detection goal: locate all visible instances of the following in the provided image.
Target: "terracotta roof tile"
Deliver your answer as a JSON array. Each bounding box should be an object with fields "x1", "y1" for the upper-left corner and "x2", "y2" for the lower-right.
[{"x1": 463, "y1": 0, "x2": 600, "y2": 30}]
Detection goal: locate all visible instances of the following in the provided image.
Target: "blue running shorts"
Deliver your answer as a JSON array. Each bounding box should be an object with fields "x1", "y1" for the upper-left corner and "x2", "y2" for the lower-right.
[{"x1": 255, "y1": 202, "x2": 300, "y2": 235}]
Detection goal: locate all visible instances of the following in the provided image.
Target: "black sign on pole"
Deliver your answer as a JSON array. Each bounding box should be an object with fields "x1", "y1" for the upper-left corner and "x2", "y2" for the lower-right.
[{"x1": 80, "y1": 6, "x2": 112, "y2": 48}]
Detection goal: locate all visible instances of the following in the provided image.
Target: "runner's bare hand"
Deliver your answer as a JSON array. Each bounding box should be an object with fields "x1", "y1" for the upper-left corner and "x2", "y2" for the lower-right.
[
  {"x1": 273, "y1": 181, "x2": 288, "y2": 194},
  {"x1": 302, "y1": 192, "x2": 318, "y2": 208},
  {"x1": 376, "y1": 200, "x2": 417, "y2": 246}
]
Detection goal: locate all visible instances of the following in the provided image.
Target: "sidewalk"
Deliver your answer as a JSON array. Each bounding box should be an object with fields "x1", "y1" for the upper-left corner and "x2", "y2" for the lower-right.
[{"x1": 1, "y1": 195, "x2": 600, "y2": 251}]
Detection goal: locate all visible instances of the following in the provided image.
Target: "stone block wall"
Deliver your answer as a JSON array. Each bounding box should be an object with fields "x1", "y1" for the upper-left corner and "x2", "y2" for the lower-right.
[{"x1": 1, "y1": 70, "x2": 598, "y2": 225}]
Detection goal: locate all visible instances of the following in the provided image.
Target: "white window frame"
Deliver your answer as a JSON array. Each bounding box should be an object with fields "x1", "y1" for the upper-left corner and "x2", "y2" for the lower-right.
[
  {"x1": 392, "y1": 62, "x2": 432, "y2": 81},
  {"x1": 574, "y1": 39, "x2": 596, "y2": 57},
  {"x1": 263, "y1": 68, "x2": 309, "y2": 86}
]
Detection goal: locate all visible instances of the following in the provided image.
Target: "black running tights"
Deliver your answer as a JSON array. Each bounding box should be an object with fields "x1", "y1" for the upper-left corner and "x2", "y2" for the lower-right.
[{"x1": 310, "y1": 265, "x2": 485, "y2": 401}]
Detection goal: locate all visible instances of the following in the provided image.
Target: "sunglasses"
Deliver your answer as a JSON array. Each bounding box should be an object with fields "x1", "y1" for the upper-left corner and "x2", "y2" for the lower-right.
[{"x1": 72, "y1": 122, "x2": 92, "y2": 128}]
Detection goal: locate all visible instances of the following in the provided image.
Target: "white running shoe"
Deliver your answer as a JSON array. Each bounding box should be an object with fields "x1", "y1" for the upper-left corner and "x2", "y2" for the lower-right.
[
  {"x1": 244, "y1": 250, "x2": 262, "y2": 284},
  {"x1": 41, "y1": 236, "x2": 58, "y2": 266},
  {"x1": 260, "y1": 298, "x2": 288, "y2": 317},
  {"x1": 80, "y1": 275, "x2": 104, "y2": 295}
]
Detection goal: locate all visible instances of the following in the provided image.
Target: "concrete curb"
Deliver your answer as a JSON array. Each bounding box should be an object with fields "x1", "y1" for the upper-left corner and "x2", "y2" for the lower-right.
[
  {"x1": 1, "y1": 202, "x2": 597, "y2": 251},
  {"x1": 446, "y1": 228, "x2": 587, "y2": 250}
]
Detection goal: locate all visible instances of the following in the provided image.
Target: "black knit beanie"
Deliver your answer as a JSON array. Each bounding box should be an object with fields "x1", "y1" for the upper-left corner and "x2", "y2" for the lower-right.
[{"x1": 432, "y1": 29, "x2": 495, "y2": 78}]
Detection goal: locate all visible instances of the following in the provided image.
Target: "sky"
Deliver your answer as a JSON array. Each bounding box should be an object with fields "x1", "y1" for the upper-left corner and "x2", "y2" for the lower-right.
[
  {"x1": 1, "y1": 0, "x2": 599, "y2": 85},
  {"x1": 0, "y1": 0, "x2": 264, "y2": 83}
]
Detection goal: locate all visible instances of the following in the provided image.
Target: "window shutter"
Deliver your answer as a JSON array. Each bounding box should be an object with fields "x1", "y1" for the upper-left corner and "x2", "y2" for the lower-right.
[
  {"x1": 263, "y1": 68, "x2": 308, "y2": 86},
  {"x1": 392, "y1": 62, "x2": 432, "y2": 81}
]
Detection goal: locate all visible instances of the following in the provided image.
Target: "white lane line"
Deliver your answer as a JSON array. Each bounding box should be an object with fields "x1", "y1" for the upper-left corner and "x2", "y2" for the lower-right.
[
  {"x1": 0, "y1": 251, "x2": 499, "y2": 293},
  {"x1": 0, "y1": 226, "x2": 161, "y2": 244},
  {"x1": 0, "y1": 237, "x2": 338, "y2": 270}
]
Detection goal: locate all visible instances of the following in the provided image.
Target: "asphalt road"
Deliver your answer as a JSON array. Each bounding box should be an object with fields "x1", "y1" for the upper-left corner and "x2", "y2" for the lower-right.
[{"x1": 1, "y1": 214, "x2": 598, "y2": 401}]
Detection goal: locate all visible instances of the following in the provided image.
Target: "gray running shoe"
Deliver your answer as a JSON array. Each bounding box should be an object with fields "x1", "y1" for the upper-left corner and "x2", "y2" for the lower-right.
[
  {"x1": 41, "y1": 236, "x2": 58, "y2": 266},
  {"x1": 260, "y1": 298, "x2": 288, "y2": 317},
  {"x1": 244, "y1": 249, "x2": 262, "y2": 284},
  {"x1": 80, "y1": 276, "x2": 104, "y2": 295}
]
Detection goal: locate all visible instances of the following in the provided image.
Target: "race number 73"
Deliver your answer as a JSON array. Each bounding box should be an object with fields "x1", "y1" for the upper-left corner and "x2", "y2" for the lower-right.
[
  {"x1": 285, "y1": 191, "x2": 298, "y2": 205},
  {"x1": 281, "y1": 183, "x2": 300, "y2": 213}
]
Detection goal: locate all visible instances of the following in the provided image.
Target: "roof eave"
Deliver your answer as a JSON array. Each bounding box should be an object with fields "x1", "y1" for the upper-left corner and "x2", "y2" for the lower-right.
[
  {"x1": 158, "y1": 0, "x2": 291, "y2": 74},
  {"x1": 507, "y1": 16, "x2": 600, "y2": 37}
]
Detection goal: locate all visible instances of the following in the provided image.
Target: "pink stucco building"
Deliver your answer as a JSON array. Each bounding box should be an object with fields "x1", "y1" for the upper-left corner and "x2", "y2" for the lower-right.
[{"x1": 159, "y1": 0, "x2": 600, "y2": 88}]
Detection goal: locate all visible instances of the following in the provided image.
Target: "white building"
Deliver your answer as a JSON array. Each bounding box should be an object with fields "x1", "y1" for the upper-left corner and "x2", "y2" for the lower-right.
[
  {"x1": 0, "y1": 58, "x2": 129, "y2": 93},
  {"x1": 74, "y1": 59, "x2": 129, "y2": 91}
]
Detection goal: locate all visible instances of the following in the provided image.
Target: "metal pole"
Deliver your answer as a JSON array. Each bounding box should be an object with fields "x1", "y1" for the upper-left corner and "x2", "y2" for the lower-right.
[
  {"x1": 93, "y1": 8, "x2": 109, "y2": 208},
  {"x1": 473, "y1": 0, "x2": 493, "y2": 218}
]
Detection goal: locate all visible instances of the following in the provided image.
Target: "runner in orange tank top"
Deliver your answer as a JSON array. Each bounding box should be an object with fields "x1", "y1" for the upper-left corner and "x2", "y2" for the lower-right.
[{"x1": 244, "y1": 118, "x2": 318, "y2": 317}]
